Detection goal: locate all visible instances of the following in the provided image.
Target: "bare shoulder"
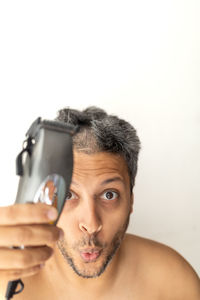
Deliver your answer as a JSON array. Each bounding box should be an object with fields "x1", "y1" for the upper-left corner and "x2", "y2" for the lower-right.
[{"x1": 123, "y1": 233, "x2": 200, "y2": 300}]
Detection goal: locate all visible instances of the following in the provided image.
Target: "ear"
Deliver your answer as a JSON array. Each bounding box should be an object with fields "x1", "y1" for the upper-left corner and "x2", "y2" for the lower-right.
[{"x1": 130, "y1": 193, "x2": 134, "y2": 214}]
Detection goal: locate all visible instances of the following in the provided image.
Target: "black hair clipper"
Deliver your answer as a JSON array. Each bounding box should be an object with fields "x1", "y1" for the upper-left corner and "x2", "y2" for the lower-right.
[{"x1": 5, "y1": 117, "x2": 77, "y2": 300}]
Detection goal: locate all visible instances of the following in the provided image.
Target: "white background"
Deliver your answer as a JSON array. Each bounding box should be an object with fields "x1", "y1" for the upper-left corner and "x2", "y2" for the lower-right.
[{"x1": 0, "y1": 1, "x2": 199, "y2": 275}]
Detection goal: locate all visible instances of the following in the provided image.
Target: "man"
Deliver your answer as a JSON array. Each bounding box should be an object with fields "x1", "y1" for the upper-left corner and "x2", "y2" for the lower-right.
[{"x1": 0, "y1": 107, "x2": 199, "y2": 299}]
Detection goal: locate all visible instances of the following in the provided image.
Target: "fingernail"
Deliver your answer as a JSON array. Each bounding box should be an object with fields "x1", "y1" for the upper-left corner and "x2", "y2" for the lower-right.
[{"x1": 47, "y1": 208, "x2": 58, "y2": 220}]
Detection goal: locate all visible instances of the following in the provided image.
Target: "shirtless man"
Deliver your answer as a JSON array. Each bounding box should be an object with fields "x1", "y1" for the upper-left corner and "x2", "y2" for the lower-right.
[{"x1": 0, "y1": 107, "x2": 199, "y2": 300}]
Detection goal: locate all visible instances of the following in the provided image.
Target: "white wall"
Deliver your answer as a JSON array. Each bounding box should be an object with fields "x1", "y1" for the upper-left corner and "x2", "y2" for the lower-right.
[{"x1": 0, "y1": 1, "x2": 199, "y2": 275}]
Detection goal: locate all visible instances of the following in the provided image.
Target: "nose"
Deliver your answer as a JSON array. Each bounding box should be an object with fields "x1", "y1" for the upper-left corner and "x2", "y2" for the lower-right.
[
  {"x1": 79, "y1": 201, "x2": 102, "y2": 235},
  {"x1": 79, "y1": 222, "x2": 102, "y2": 235}
]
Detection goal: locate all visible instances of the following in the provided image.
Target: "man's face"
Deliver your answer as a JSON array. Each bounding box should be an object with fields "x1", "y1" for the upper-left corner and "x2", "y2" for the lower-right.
[{"x1": 57, "y1": 151, "x2": 133, "y2": 278}]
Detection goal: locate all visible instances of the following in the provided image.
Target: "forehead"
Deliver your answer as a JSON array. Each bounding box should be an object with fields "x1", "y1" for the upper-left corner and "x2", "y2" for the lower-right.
[{"x1": 73, "y1": 151, "x2": 129, "y2": 183}]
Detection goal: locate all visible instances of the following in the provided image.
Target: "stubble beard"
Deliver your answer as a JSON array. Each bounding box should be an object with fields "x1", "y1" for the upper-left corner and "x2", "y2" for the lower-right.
[{"x1": 57, "y1": 213, "x2": 131, "y2": 279}]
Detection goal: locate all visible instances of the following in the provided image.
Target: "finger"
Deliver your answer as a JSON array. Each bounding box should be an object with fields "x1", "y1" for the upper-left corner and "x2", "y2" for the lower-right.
[
  {"x1": 0, "y1": 246, "x2": 53, "y2": 269},
  {"x1": 0, "y1": 264, "x2": 45, "y2": 281},
  {"x1": 0, "y1": 225, "x2": 63, "y2": 247},
  {"x1": 0, "y1": 203, "x2": 58, "y2": 225}
]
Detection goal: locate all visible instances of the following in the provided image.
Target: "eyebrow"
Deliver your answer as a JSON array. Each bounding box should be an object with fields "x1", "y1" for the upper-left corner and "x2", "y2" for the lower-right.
[
  {"x1": 100, "y1": 177, "x2": 124, "y2": 186},
  {"x1": 71, "y1": 177, "x2": 124, "y2": 186}
]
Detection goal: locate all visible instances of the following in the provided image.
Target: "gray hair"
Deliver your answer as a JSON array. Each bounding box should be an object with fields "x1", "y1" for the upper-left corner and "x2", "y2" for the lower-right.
[{"x1": 56, "y1": 106, "x2": 141, "y2": 192}]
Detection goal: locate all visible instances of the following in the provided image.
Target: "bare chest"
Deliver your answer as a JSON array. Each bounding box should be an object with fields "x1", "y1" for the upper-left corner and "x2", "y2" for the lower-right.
[
  {"x1": 13, "y1": 273, "x2": 159, "y2": 300},
  {"x1": 14, "y1": 286, "x2": 136, "y2": 300},
  {"x1": 12, "y1": 278, "x2": 132, "y2": 300},
  {"x1": 14, "y1": 286, "x2": 161, "y2": 300}
]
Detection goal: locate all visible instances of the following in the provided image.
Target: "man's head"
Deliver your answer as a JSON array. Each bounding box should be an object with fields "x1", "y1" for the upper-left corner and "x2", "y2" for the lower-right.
[
  {"x1": 56, "y1": 107, "x2": 141, "y2": 279},
  {"x1": 56, "y1": 106, "x2": 141, "y2": 191}
]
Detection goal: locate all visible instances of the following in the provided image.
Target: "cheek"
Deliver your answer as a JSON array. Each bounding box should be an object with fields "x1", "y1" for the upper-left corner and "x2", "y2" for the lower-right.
[
  {"x1": 99, "y1": 204, "x2": 130, "y2": 241},
  {"x1": 103, "y1": 208, "x2": 127, "y2": 228},
  {"x1": 57, "y1": 211, "x2": 77, "y2": 245},
  {"x1": 57, "y1": 211, "x2": 75, "y2": 232}
]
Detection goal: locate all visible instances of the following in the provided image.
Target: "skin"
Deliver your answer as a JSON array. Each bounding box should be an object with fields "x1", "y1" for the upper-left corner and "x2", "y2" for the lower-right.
[{"x1": 0, "y1": 151, "x2": 199, "y2": 300}]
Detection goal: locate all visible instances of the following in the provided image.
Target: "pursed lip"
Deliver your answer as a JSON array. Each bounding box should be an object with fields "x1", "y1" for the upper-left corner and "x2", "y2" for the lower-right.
[{"x1": 80, "y1": 249, "x2": 102, "y2": 262}]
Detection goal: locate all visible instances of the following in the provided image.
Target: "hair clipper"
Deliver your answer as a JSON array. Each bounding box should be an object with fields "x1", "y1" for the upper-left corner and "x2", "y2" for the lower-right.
[{"x1": 5, "y1": 117, "x2": 77, "y2": 299}]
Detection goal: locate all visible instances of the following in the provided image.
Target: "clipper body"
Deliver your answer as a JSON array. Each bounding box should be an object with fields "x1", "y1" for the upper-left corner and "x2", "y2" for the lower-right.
[{"x1": 15, "y1": 118, "x2": 76, "y2": 221}]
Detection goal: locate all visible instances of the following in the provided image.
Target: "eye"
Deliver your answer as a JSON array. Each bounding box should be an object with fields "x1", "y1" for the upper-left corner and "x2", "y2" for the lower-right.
[
  {"x1": 101, "y1": 190, "x2": 119, "y2": 201},
  {"x1": 65, "y1": 190, "x2": 77, "y2": 201}
]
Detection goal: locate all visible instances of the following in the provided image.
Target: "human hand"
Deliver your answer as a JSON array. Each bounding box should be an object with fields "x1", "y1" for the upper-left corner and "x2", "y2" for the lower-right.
[{"x1": 0, "y1": 203, "x2": 63, "y2": 281}]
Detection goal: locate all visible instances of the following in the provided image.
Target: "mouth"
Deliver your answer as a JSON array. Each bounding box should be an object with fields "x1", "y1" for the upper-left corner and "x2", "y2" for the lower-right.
[{"x1": 80, "y1": 249, "x2": 102, "y2": 262}]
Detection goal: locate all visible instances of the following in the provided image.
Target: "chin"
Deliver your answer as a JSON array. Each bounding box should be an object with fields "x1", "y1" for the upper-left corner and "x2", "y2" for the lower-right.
[{"x1": 70, "y1": 247, "x2": 119, "y2": 279}]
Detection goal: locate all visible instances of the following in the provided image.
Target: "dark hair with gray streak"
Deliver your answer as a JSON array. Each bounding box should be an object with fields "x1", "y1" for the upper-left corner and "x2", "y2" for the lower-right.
[{"x1": 56, "y1": 106, "x2": 141, "y2": 192}]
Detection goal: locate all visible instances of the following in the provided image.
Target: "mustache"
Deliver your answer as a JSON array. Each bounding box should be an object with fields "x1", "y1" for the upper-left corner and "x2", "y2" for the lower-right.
[
  {"x1": 68, "y1": 235, "x2": 107, "y2": 250},
  {"x1": 73, "y1": 235, "x2": 106, "y2": 249}
]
